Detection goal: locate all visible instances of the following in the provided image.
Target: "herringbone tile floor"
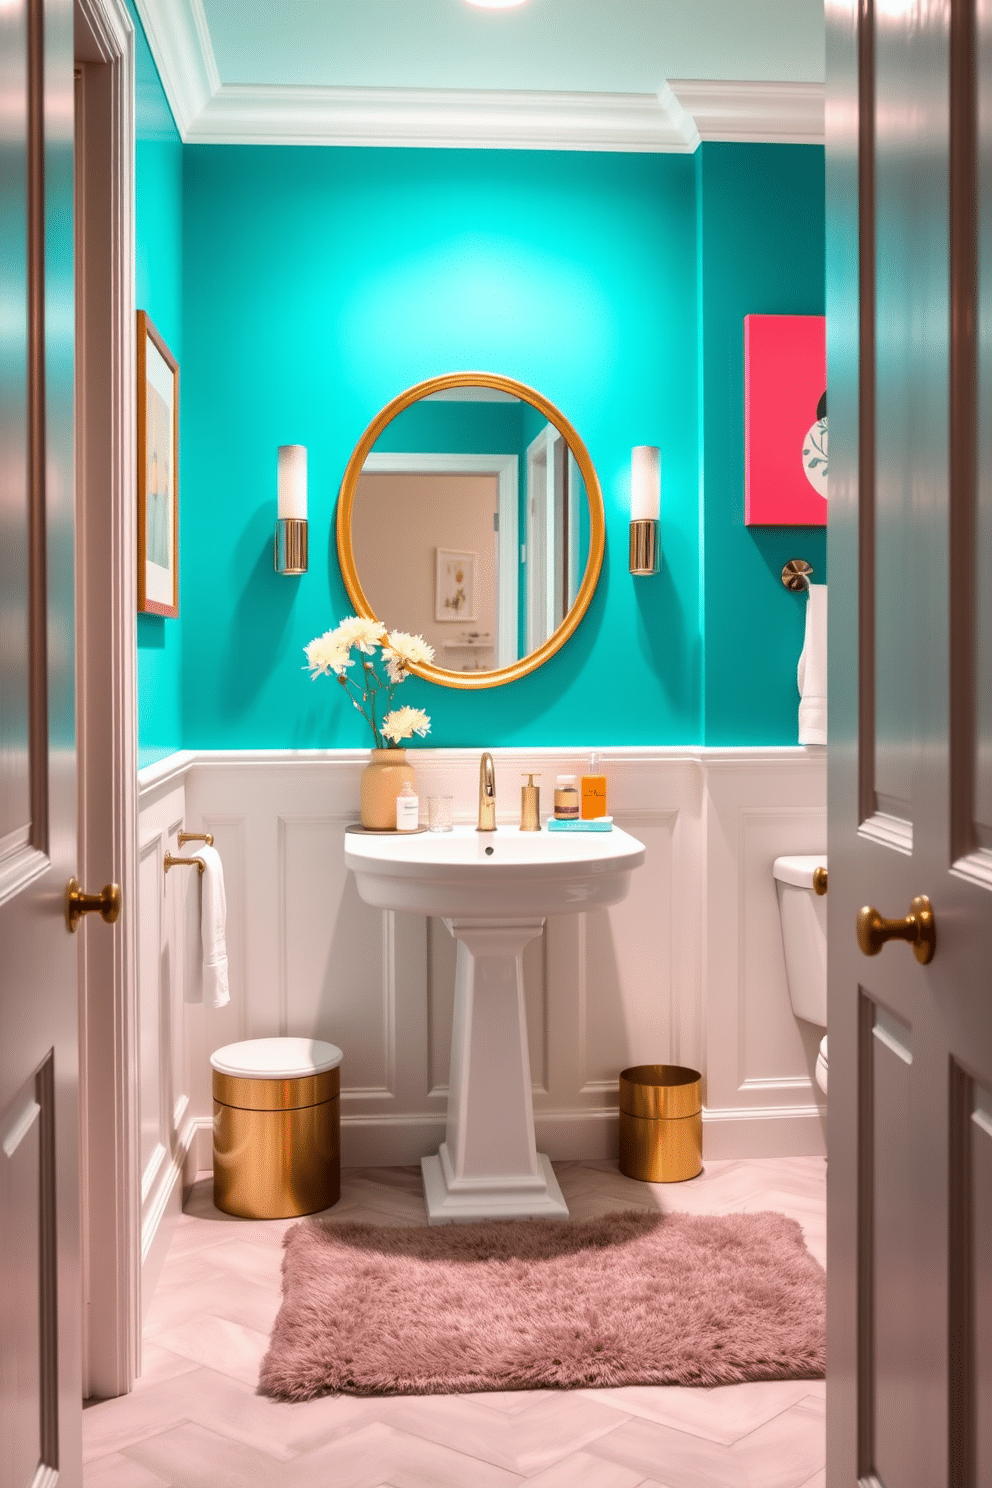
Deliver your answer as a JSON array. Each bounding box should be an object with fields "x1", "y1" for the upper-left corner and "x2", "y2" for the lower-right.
[{"x1": 83, "y1": 1156, "x2": 827, "y2": 1488}]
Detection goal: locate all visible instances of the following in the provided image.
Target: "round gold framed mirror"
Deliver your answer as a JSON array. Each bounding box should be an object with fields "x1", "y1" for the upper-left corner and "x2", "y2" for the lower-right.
[{"x1": 335, "y1": 371, "x2": 605, "y2": 689}]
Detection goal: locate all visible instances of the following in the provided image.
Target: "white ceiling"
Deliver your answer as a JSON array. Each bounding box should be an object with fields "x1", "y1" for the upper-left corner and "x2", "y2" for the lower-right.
[
  {"x1": 134, "y1": 0, "x2": 825, "y2": 150},
  {"x1": 202, "y1": 0, "x2": 825, "y2": 93}
]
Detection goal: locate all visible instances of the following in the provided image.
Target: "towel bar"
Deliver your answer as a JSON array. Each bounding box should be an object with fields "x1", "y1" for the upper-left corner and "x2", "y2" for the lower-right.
[
  {"x1": 178, "y1": 831, "x2": 213, "y2": 846},
  {"x1": 781, "y1": 558, "x2": 813, "y2": 592},
  {"x1": 164, "y1": 852, "x2": 204, "y2": 875}
]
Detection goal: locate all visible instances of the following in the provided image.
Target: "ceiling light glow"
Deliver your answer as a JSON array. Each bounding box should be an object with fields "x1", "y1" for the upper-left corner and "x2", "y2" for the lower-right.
[{"x1": 464, "y1": 0, "x2": 529, "y2": 9}]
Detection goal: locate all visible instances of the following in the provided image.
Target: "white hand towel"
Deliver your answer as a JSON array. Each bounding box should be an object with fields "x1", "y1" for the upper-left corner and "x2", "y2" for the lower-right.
[
  {"x1": 182, "y1": 844, "x2": 230, "y2": 1008},
  {"x1": 797, "y1": 583, "x2": 828, "y2": 746}
]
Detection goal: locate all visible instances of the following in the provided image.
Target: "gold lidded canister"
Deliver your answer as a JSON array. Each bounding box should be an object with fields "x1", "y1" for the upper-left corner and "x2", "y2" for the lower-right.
[
  {"x1": 210, "y1": 1037, "x2": 343, "y2": 1220},
  {"x1": 618, "y1": 1063, "x2": 702, "y2": 1183}
]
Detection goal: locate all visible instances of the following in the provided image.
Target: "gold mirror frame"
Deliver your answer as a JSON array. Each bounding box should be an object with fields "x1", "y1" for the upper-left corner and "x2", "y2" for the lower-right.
[{"x1": 336, "y1": 371, "x2": 606, "y2": 690}]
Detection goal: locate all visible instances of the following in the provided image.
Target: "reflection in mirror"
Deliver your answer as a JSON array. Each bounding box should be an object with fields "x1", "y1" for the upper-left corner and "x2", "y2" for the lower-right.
[{"x1": 349, "y1": 387, "x2": 590, "y2": 672}]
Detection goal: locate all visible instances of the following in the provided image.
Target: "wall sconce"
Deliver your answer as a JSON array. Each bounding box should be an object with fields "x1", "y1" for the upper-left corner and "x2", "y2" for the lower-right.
[
  {"x1": 274, "y1": 444, "x2": 308, "y2": 575},
  {"x1": 629, "y1": 445, "x2": 661, "y2": 575}
]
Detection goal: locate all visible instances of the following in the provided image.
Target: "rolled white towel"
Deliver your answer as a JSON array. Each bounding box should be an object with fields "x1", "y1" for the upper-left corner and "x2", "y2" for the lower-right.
[
  {"x1": 797, "y1": 583, "x2": 827, "y2": 746},
  {"x1": 182, "y1": 843, "x2": 230, "y2": 1009}
]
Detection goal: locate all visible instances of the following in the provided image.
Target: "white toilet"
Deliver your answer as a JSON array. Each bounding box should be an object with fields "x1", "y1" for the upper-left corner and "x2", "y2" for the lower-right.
[{"x1": 772, "y1": 854, "x2": 828, "y2": 1095}]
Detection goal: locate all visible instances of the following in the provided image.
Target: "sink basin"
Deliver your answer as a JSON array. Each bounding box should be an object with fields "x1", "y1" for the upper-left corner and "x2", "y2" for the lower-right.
[
  {"x1": 346, "y1": 822, "x2": 646, "y2": 1224},
  {"x1": 345, "y1": 823, "x2": 646, "y2": 918}
]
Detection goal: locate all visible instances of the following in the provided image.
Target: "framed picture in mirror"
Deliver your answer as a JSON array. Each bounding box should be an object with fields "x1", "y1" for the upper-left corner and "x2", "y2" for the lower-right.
[
  {"x1": 137, "y1": 310, "x2": 179, "y2": 616},
  {"x1": 436, "y1": 549, "x2": 477, "y2": 622}
]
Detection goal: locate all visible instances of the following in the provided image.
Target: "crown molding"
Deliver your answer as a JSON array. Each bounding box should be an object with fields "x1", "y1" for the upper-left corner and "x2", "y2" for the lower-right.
[
  {"x1": 132, "y1": 0, "x2": 218, "y2": 137},
  {"x1": 132, "y1": 0, "x2": 824, "y2": 152},
  {"x1": 667, "y1": 79, "x2": 824, "y2": 145},
  {"x1": 186, "y1": 83, "x2": 696, "y2": 152}
]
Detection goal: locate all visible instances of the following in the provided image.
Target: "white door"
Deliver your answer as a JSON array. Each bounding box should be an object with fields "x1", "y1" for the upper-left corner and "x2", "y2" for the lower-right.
[
  {"x1": 0, "y1": 0, "x2": 83, "y2": 1482},
  {"x1": 827, "y1": 0, "x2": 992, "y2": 1483}
]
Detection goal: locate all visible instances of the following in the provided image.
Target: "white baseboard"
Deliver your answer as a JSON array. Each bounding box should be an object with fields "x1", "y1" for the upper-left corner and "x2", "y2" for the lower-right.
[
  {"x1": 534, "y1": 1108, "x2": 619, "y2": 1161},
  {"x1": 179, "y1": 1117, "x2": 215, "y2": 1188},
  {"x1": 340, "y1": 1114, "x2": 446, "y2": 1168},
  {"x1": 702, "y1": 1104, "x2": 827, "y2": 1159},
  {"x1": 190, "y1": 1104, "x2": 826, "y2": 1175}
]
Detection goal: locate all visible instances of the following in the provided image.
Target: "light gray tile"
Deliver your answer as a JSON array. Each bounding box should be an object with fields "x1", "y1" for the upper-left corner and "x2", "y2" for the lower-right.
[
  {"x1": 370, "y1": 1391, "x2": 631, "y2": 1476},
  {"x1": 150, "y1": 1315, "x2": 271, "y2": 1386},
  {"x1": 588, "y1": 1414, "x2": 745, "y2": 1488},
  {"x1": 133, "y1": 1341, "x2": 200, "y2": 1390},
  {"x1": 143, "y1": 1273, "x2": 280, "y2": 1340},
  {"x1": 731, "y1": 1397, "x2": 825, "y2": 1488},
  {"x1": 522, "y1": 1449, "x2": 646, "y2": 1487},
  {"x1": 277, "y1": 1421, "x2": 524, "y2": 1488},
  {"x1": 83, "y1": 1450, "x2": 171, "y2": 1488},
  {"x1": 583, "y1": 1380, "x2": 821, "y2": 1446},
  {"x1": 124, "y1": 1421, "x2": 284, "y2": 1488}
]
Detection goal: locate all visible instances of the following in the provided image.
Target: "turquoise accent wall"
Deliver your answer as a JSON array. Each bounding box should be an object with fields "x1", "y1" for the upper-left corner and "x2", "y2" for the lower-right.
[
  {"x1": 131, "y1": 0, "x2": 184, "y2": 767},
  {"x1": 180, "y1": 147, "x2": 701, "y2": 747},
  {"x1": 698, "y1": 143, "x2": 826, "y2": 743},
  {"x1": 131, "y1": 133, "x2": 826, "y2": 754},
  {"x1": 373, "y1": 400, "x2": 526, "y2": 455}
]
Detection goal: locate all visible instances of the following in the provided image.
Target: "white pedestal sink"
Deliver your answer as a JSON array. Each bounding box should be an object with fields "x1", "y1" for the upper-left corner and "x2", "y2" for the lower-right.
[{"x1": 345, "y1": 824, "x2": 646, "y2": 1223}]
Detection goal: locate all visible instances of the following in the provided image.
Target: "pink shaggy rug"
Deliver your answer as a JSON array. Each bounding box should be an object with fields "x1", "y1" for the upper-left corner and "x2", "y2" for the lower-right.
[{"x1": 258, "y1": 1209, "x2": 825, "y2": 1400}]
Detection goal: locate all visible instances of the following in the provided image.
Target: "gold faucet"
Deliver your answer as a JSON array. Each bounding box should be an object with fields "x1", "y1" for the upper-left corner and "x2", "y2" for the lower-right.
[{"x1": 477, "y1": 752, "x2": 496, "y2": 832}]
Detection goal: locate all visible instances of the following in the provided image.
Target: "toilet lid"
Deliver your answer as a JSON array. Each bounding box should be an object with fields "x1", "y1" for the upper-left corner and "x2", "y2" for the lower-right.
[
  {"x1": 772, "y1": 853, "x2": 828, "y2": 888},
  {"x1": 210, "y1": 1037, "x2": 343, "y2": 1080}
]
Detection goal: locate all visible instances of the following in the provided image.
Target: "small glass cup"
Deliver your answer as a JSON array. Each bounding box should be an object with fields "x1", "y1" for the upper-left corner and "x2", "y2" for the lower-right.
[{"x1": 428, "y1": 795, "x2": 454, "y2": 832}]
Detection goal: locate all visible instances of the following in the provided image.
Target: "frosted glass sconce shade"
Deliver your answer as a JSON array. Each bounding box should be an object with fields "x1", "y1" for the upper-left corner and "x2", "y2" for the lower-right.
[
  {"x1": 630, "y1": 445, "x2": 661, "y2": 575},
  {"x1": 275, "y1": 444, "x2": 308, "y2": 575}
]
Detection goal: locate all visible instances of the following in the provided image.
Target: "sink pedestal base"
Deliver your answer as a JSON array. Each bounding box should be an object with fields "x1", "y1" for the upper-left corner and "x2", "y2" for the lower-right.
[
  {"x1": 423, "y1": 916, "x2": 569, "y2": 1225},
  {"x1": 421, "y1": 1149, "x2": 568, "y2": 1224}
]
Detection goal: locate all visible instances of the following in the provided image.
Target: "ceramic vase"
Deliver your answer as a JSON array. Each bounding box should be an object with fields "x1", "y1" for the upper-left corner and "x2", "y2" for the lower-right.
[{"x1": 360, "y1": 748, "x2": 416, "y2": 831}]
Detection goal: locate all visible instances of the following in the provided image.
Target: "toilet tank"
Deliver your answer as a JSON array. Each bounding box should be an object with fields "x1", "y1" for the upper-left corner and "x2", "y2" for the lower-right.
[{"x1": 772, "y1": 854, "x2": 827, "y2": 1026}]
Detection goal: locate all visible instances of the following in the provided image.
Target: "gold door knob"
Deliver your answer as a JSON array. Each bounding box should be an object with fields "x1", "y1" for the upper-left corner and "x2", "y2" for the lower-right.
[
  {"x1": 812, "y1": 866, "x2": 828, "y2": 896},
  {"x1": 66, "y1": 878, "x2": 121, "y2": 934},
  {"x1": 856, "y1": 895, "x2": 935, "y2": 965}
]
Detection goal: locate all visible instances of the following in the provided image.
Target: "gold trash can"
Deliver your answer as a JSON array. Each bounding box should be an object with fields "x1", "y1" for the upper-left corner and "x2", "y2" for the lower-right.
[
  {"x1": 618, "y1": 1064, "x2": 702, "y2": 1183},
  {"x1": 211, "y1": 1037, "x2": 342, "y2": 1219}
]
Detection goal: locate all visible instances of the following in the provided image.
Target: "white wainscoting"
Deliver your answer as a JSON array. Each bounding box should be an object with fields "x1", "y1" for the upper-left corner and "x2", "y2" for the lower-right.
[
  {"x1": 133, "y1": 753, "x2": 198, "y2": 1318},
  {"x1": 136, "y1": 747, "x2": 827, "y2": 1231}
]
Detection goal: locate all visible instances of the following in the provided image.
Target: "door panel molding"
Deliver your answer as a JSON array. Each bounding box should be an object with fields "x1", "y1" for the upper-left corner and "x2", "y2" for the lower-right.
[
  {"x1": 948, "y1": 0, "x2": 979, "y2": 867},
  {"x1": 949, "y1": 1059, "x2": 976, "y2": 1488},
  {"x1": 858, "y1": 810, "x2": 913, "y2": 854},
  {"x1": 857, "y1": 0, "x2": 878, "y2": 828},
  {"x1": 856, "y1": 990, "x2": 876, "y2": 1479},
  {"x1": 0, "y1": 1058, "x2": 58, "y2": 1488}
]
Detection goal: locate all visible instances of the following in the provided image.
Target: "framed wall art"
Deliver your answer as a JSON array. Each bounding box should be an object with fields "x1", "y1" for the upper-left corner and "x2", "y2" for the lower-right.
[
  {"x1": 435, "y1": 548, "x2": 477, "y2": 622},
  {"x1": 137, "y1": 310, "x2": 179, "y2": 615},
  {"x1": 744, "y1": 313, "x2": 827, "y2": 526}
]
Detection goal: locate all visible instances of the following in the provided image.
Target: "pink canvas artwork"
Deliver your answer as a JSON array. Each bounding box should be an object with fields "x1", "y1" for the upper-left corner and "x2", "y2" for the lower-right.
[{"x1": 744, "y1": 314, "x2": 827, "y2": 526}]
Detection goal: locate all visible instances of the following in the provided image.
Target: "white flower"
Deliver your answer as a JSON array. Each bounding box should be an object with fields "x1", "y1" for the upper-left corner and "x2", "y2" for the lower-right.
[
  {"x1": 304, "y1": 631, "x2": 353, "y2": 677},
  {"x1": 333, "y1": 616, "x2": 387, "y2": 654},
  {"x1": 382, "y1": 630, "x2": 435, "y2": 683},
  {"x1": 381, "y1": 706, "x2": 431, "y2": 744}
]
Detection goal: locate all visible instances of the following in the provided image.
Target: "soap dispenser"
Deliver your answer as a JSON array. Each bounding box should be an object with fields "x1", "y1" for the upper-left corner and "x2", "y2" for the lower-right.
[
  {"x1": 520, "y1": 773, "x2": 541, "y2": 831},
  {"x1": 581, "y1": 753, "x2": 607, "y2": 819}
]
